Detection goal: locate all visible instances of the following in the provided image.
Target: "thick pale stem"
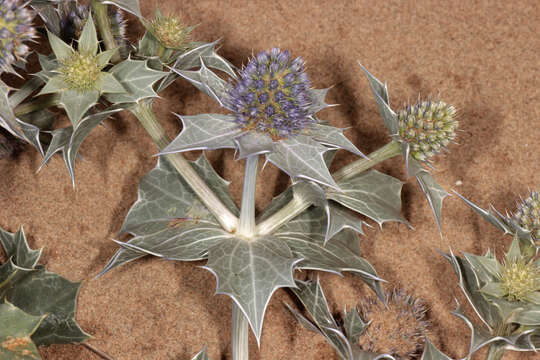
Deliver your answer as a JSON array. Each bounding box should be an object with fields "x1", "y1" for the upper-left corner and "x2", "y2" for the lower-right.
[
  {"x1": 13, "y1": 94, "x2": 61, "y2": 117},
  {"x1": 91, "y1": 0, "x2": 121, "y2": 63},
  {"x1": 131, "y1": 102, "x2": 238, "y2": 232},
  {"x1": 485, "y1": 342, "x2": 505, "y2": 360},
  {"x1": 237, "y1": 155, "x2": 259, "y2": 237},
  {"x1": 255, "y1": 140, "x2": 402, "y2": 236},
  {"x1": 232, "y1": 302, "x2": 249, "y2": 360}
]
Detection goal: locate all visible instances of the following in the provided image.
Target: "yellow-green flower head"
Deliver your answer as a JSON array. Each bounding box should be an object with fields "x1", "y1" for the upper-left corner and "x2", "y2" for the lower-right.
[
  {"x1": 513, "y1": 191, "x2": 540, "y2": 241},
  {"x1": 58, "y1": 52, "x2": 101, "y2": 92},
  {"x1": 397, "y1": 100, "x2": 458, "y2": 162},
  {"x1": 498, "y1": 259, "x2": 540, "y2": 303},
  {"x1": 150, "y1": 12, "x2": 191, "y2": 49},
  {"x1": 0, "y1": 0, "x2": 36, "y2": 73}
]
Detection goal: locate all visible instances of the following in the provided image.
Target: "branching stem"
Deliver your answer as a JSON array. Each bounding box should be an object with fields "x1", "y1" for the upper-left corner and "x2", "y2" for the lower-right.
[
  {"x1": 485, "y1": 342, "x2": 505, "y2": 360},
  {"x1": 82, "y1": 343, "x2": 116, "y2": 360},
  {"x1": 255, "y1": 140, "x2": 402, "y2": 236},
  {"x1": 131, "y1": 101, "x2": 238, "y2": 232}
]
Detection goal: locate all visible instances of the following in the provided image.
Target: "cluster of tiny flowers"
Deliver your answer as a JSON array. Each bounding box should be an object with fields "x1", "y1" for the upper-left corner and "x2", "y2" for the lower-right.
[
  {"x1": 358, "y1": 289, "x2": 429, "y2": 359},
  {"x1": 226, "y1": 48, "x2": 313, "y2": 139},
  {"x1": 59, "y1": 52, "x2": 100, "y2": 92},
  {"x1": 151, "y1": 15, "x2": 190, "y2": 49},
  {"x1": 513, "y1": 191, "x2": 540, "y2": 240},
  {"x1": 0, "y1": 0, "x2": 35, "y2": 72},
  {"x1": 499, "y1": 260, "x2": 540, "y2": 302},
  {"x1": 397, "y1": 100, "x2": 458, "y2": 162}
]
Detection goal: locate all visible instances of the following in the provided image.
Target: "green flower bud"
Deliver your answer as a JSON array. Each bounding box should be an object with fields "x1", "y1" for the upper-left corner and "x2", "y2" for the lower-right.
[
  {"x1": 358, "y1": 289, "x2": 429, "y2": 359},
  {"x1": 513, "y1": 191, "x2": 540, "y2": 241},
  {"x1": 58, "y1": 52, "x2": 101, "y2": 92},
  {"x1": 498, "y1": 259, "x2": 540, "y2": 303},
  {"x1": 149, "y1": 13, "x2": 191, "y2": 50},
  {"x1": 397, "y1": 100, "x2": 458, "y2": 162}
]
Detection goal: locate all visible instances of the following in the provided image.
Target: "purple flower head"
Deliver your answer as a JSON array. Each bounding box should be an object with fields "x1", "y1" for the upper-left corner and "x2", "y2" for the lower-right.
[
  {"x1": 226, "y1": 48, "x2": 313, "y2": 139},
  {"x1": 0, "y1": 0, "x2": 35, "y2": 73}
]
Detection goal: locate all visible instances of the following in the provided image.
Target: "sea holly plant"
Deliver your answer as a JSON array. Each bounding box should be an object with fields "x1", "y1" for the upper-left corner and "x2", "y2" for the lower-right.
[
  {"x1": 0, "y1": 226, "x2": 97, "y2": 359},
  {"x1": 444, "y1": 236, "x2": 540, "y2": 360}
]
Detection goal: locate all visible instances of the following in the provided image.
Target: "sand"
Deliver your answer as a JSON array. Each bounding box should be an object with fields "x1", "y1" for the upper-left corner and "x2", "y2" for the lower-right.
[{"x1": 1, "y1": 0, "x2": 539, "y2": 359}]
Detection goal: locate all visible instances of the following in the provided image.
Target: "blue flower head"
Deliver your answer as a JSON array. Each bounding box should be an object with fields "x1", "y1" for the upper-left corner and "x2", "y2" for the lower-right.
[
  {"x1": 0, "y1": 0, "x2": 36, "y2": 73},
  {"x1": 226, "y1": 48, "x2": 313, "y2": 139}
]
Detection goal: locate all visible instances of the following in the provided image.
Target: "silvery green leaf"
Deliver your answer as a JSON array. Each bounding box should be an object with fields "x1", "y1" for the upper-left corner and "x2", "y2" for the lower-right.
[
  {"x1": 420, "y1": 339, "x2": 452, "y2": 360},
  {"x1": 454, "y1": 192, "x2": 533, "y2": 243},
  {"x1": 191, "y1": 347, "x2": 210, "y2": 360},
  {"x1": 408, "y1": 158, "x2": 449, "y2": 233},
  {"x1": 39, "y1": 127, "x2": 73, "y2": 170},
  {"x1": 18, "y1": 109, "x2": 55, "y2": 131},
  {"x1": 328, "y1": 170, "x2": 409, "y2": 227},
  {"x1": 203, "y1": 236, "x2": 299, "y2": 343},
  {"x1": 101, "y1": 0, "x2": 141, "y2": 17},
  {"x1": 327, "y1": 204, "x2": 366, "y2": 242},
  {"x1": 451, "y1": 303, "x2": 538, "y2": 356},
  {"x1": 0, "y1": 227, "x2": 90, "y2": 346},
  {"x1": 0, "y1": 81, "x2": 44, "y2": 155},
  {"x1": 284, "y1": 302, "x2": 324, "y2": 334},
  {"x1": 267, "y1": 135, "x2": 339, "y2": 190},
  {"x1": 358, "y1": 63, "x2": 398, "y2": 136},
  {"x1": 105, "y1": 58, "x2": 168, "y2": 104},
  {"x1": 95, "y1": 72, "x2": 126, "y2": 94},
  {"x1": 31, "y1": 2, "x2": 60, "y2": 35},
  {"x1": 9, "y1": 77, "x2": 44, "y2": 108},
  {"x1": 463, "y1": 253, "x2": 501, "y2": 282},
  {"x1": 47, "y1": 30, "x2": 74, "y2": 62},
  {"x1": 343, "y1": 308, "x2": 367, "y2": 343},
  {"x1": 308, "y1": 88, "x2": 335, "y2": 114},
  {"x1": 59, "y1": 89, "x2": 99, "y2": 126},
  {"x1": 160, "y1": 114, "x2": 240, "y2": 154},
  {"x1": 443, "y1": 252, "x2": 500, "y2": 330},
  {"x1": 0, "y1": 227, "x2": 41, "y2": 269},
  {"x1": 171, "y1": 58, "x2": 229, "y2": 107},
  {"x1": 274, "y1": 207, "x2": 385, "y2": 301},
  {"x1": 290, "y1": 279, "x2": 349, "y2": 359},
  {"x1": 101, "y1": 155, "x2": 238, "y2": 275},
  {"x1": 233, "y1": 131, "x2": 274, "y2": 159},
  {"x1": 0, "y1": 302, "x2": 45, "y2": 360},
  {"x1": 113, "y1": 223, "x2": 232, "y2": 261},
  {"x1": 78, "y1": 14, "x2": 98, "y2": 56},
  {"x1": 305, "y1": 123, "x2": 366, "y2": 158}
]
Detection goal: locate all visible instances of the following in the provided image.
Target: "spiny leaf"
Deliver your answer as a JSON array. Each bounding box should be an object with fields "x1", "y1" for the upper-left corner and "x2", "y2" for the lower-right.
[
  {"x1": 343, "y1": 308, "x2": 367, "y2": 343},
  {"x1": 328, "y1": 170, "x2": 409, "y2": 227},
  {"x1": 305, "y1": 123, "x2": 366, "y2": 158},
  {"x1": 191, "y1": 347, "x2": 210, "y2": 360},
  {"x1": 59, "y1": 89, "x2": 99, "y2": 126},
  {"x1": 0, "y1": 228, "x2": 41, "y2": 269},
  {"x1": 267, "y1": 135, "x2": 339, "y2": 190},
  {"x1": 101, "y1": 155, "x2": 238, "y2": 275},
  {"x1": 78, "y1": 14, "x2": 98, "y2": 56},
  {"x1": 101, "y1": 0, "x2": 141, "y2": 17},
  {"x1": 358, "y1": 63, "x2": 398, "y2": 136},
  {"x1": 408, "y1": 158, "x2": 449, "y2": 233},
  {"x1": 47, "y1": 30, "x2": 74, "y2": 61},
  {"x1": 307, "y1": 88, "x2": 335, "y2": 114},
  {"x1": 233, "y1": 131, "x2": 274, "y2": 159},
  {"x1": 0, "y1": 302, "x2": 45, "y2": 360},
  {"x1": 327, "y1": 204, "x2": 366, "y2": 243},
  {"x1": 159, "y1": 114, "x2": 240, "y2": 154},
  {"x1": 105, "y1": 58, "x2": 168, "y2": 104},
  {"x1": 171, "y1": 58, "x2": 229, "y2": 107},
  {"x1": 203, "y1": 236, "x2": 300, "y2": 344},
  {"x1": 0, "y1": 226, "x2": 90, "y2": 346},
  {"x1": 420, "y1": 339, "x2": 452, "y2": 360}
]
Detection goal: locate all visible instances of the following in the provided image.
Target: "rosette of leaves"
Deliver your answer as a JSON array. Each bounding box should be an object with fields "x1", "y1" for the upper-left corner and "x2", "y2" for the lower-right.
[
  {"x1": 286, "y1": 279, "x2": 449, "y2": 360},
  {"x1": 455, "y1": 191, "x2": 539, "y2": 253},
  {"x1": 444, "y1": 236, "x2": 540, "y2": 359},
  {"x1": 99, "y1": 152, "x2": 386, "y2": 344},
  {"x1": 0, "y1": 226, "x2": 89, "y2": 359},
  {"x1": 0, "y1": 0, "x2": 36, "y2": 74},
  {"x1": 159, "y1": 48, "x2": 366, "y2": 190},
  {"x1": 359, "y1": 65, "x2": 458, "y2": 232}
]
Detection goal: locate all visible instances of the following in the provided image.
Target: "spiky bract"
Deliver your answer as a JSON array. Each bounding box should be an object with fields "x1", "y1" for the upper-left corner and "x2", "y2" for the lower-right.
[
  {"x1": 397, "y1": 100, "x2": 457, "y2": 162},
  {"x1": 226, "y1": 48, "x2": 313, "y2": 139},
  {"x1": 358, "y1": 289, "x2": 429, "y2": 359},
  {"x1": 58, "y1": 52, "x2": 101, "y2": 92},
  {"x1": 498, "y1": 259, "x2": 540, "y2": 303},
  {"x1": 0, "y1": 0, "x2": 35, "y2": 72},
  {"x1": 513, "y1": 191, "x2": 540, "y2": 241},
  {"x1": 150, "y1": 13, "x2": 191, "y2": 49}
]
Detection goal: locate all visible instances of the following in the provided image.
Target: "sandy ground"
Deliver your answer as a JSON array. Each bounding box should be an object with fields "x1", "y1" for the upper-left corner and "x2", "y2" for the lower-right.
[{"x1": 1, "y1": 0, "x2": 539, "y2": 359}]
